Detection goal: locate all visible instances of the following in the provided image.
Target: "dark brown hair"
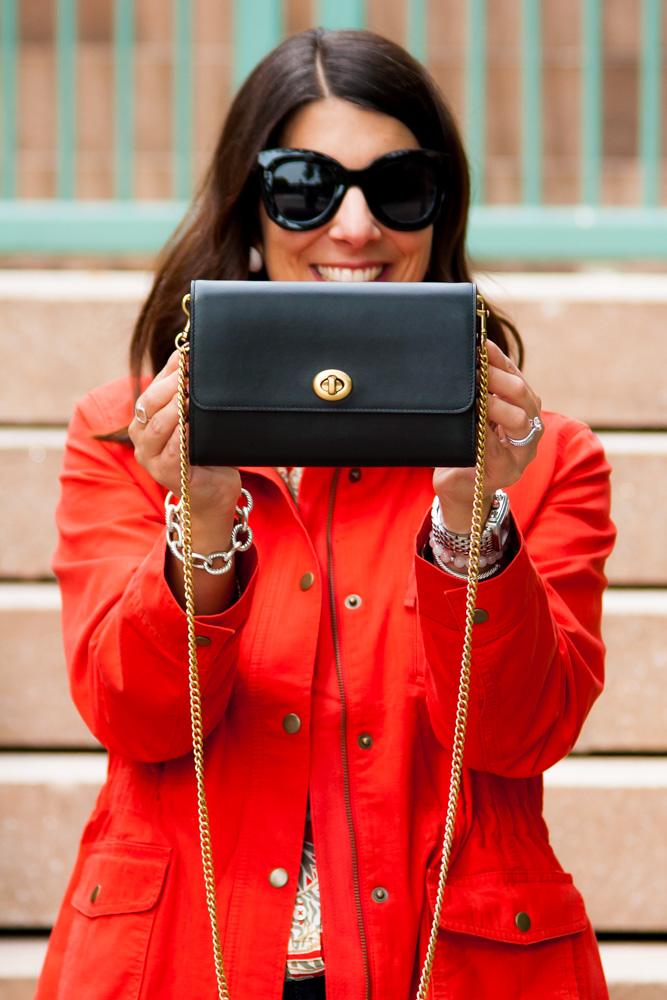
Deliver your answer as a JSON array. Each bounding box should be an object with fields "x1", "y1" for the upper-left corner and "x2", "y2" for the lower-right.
[{"x1": 130, "y1": 27, "x2": 522, "y2": 382}]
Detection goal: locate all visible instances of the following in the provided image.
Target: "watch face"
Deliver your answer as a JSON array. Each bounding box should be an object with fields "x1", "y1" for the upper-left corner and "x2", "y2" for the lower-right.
[{"x1": 488, "y1": 490, "x2": 511, "y2": 550}]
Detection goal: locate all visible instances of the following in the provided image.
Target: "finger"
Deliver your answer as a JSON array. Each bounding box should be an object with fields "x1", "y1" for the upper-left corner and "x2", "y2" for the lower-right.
[
  {"x1": 136, "y1": 395, "x2": 181, "y2": 462},
  {"x1": 152, "y1": 350, "x2": 182, "y2": 385},
  {"x1": 486, "y1": 341, "x2": 542, "y2": 415},
  {"x1": 134, "y1": 370, "x2": 180, "y2": 425},
  {"x1": 487, "y1": 365, "x2": 538, "y2": 412},
  {"x1": 486, "y1": 339, "x2": 522, "y2": 376},
  {"x1": 487, "y1": 394, "x2": 540, "y2": 442}
]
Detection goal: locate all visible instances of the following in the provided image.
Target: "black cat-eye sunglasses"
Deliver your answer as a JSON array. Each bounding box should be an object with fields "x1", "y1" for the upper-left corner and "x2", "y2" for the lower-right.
[{"x1": 255, "y1": 147, "x2": 449, "y2": 232}]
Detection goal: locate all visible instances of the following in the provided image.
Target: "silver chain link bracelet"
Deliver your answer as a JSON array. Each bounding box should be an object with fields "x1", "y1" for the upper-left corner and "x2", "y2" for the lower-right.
[{"x1": 164, "y1": 489, "x2": 254, "y2": 575}]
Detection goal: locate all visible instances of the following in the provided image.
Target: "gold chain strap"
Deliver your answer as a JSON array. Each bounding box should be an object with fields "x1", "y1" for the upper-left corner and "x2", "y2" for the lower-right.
[
  {"x1": 175, "y1": 298, "x2": 231, "y2": 1000},
  {"x1": 415, "y1": 294, "x2": 489, "y2": 999},
  {"x1": 174, "y1": 291, "x2": 489, "y2": 1000}
]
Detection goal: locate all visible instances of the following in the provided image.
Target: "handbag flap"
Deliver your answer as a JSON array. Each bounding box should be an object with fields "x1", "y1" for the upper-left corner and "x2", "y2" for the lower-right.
[{"x1": 189, "y1": 280, "x2": 477, "y2": 415}]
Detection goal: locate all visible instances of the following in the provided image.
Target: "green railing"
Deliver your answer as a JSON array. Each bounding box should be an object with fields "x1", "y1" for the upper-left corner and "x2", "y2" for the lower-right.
[{"x1": 0, "y1": 0, "x2": 664, "y2": 259}]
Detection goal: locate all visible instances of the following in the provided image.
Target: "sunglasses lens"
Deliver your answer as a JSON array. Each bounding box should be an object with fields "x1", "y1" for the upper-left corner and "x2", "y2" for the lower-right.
[
  {"x1": 374, "y1": 158, "x2": 439, "y2": 226},
  {"x1": 271, "y1": 159, "x2": 337, "y2": 224}
]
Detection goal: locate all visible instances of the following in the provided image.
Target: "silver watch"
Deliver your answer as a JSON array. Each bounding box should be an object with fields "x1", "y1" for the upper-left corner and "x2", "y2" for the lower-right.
[{"x1": 431, "y1": 489, "x2": 511, "y2": 555}]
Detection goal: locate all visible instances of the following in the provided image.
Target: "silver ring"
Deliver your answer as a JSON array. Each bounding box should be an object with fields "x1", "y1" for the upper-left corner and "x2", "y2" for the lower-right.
[
  {"x1": 507, "y1": 415, "x2": 543, "y2": 447},
  {"x1": 134, "y1": 402, "x2": 148, "y2": 425}
]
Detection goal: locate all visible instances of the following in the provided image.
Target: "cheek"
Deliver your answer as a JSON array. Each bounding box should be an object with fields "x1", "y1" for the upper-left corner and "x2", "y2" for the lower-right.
[
  {"x1": 260, "y1": 218, "x2": 316, "y2": 278},
  {"x1": 396, "y1": 229, "x2": 433, "y2": 274}
]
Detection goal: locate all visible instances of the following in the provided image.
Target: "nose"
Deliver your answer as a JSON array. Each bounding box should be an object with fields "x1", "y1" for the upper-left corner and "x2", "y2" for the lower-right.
[{"x1": 328, "y1": 186, "x2": 381, "y2": 247}]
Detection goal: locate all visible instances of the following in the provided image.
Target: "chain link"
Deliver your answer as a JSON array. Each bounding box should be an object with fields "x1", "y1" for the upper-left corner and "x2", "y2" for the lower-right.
[{"x1": 415, "y1": 295, "x2": 489, "y2": 1000}]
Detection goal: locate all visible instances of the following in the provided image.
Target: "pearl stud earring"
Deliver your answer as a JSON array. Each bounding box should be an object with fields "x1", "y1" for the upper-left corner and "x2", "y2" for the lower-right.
[{"x1": 249, "y1": 247, "x2": 263, "y2": 273}]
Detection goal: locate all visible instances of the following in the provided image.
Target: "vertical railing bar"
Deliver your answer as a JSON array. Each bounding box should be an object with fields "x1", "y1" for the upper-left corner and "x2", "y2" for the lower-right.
[
  {"x1": 521, "y1": 0, "x2": 542, "y2": 205},
  {"x1": 114, "y1": 0, "x2": 134, "y2": 200},
  {"x1": 56, "y1": 0, "x2": 77, "y2": 199},
  {"x1": 639, "y1": 0, "x2": 662, "y2": 206},
  {"x1": 173, "y1": 0, "x2": 192, "y2": 200},
  {"x1": 406, "y1": 0, "x2": 427, "y2": 64},
  {"x1": 316, "y1": 0, "x2": 366, "y2": 30},
  {"x1": 0, "y1": 0, "x2": 17, "y2": 198},
  {"x1": 233, "y1": 0, "x2": 283, "y2": 91},
  {"x1": 581, "y1": 0, "x2": 602, "y2": 205},
  {"x1": 465, "y1": 0, "x2": 487, "y2": 205}
]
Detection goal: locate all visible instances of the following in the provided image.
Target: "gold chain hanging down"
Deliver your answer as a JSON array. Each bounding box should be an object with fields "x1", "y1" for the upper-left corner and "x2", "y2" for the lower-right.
[
  {"x1": 177, "y1": 291, "x2": 489, "y2": 1000},
  {"x1": 176, "y1": 293, "x2": 231, "y2": 1000},
  {"x1": 415, "y1": 295, "x2": 489, "y2": 1000}
]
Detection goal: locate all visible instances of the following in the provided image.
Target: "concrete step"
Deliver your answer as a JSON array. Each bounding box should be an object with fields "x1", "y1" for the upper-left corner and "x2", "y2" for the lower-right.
[
  {"x1": 1, "y1": 753, "x2": 667, "y2": 932},
  {"x1": 1, "y1": 427, "x2": 665, "y2": 584},
  {"x1": 0, "y1": 753, "x2": 105, "y2": 928},
  {"x1": 0, "y1": 937, "x2": 664, "y2": 1000},
  {"x1": 599, "y1": 944, "x2": 667, "y2": 1000},
  {"x1": 577, "y1": 589, "x2": 667, "y2": 754},
  {"x1": 0, "y1": 583, "x2": 665, "y2": 753},
  {"x1": 0, "y1": 939, "x2": 49, "y2": 1000},
  {"x1": 0, "y1": 586, "x2": 98, "y2": 749},
  {"x1": 1, "y1": 271, "x2": 666, "y2": 427},
  {"x1": 543, "y1": 757, "x2": 667, "y2": 933},
  {"x1": 601, "y1": 433, "x2": 667, "y2": 587},
  {"x1": 490, "y1": 273, "x2": 667, "y2": 429},
  {"x1": 0, "y1": 272, "x2": 140, "y2": 424}
]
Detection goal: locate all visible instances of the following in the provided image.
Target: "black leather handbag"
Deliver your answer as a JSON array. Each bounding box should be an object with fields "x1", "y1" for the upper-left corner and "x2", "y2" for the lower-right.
[{"x1": 187, "y1": 279, "x2": 481, "y2": 467}]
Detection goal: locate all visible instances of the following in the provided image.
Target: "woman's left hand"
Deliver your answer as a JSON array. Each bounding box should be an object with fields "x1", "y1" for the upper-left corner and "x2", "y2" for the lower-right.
[{"x1": 433, "y1": 340, "x2": 543, "y2": 532}]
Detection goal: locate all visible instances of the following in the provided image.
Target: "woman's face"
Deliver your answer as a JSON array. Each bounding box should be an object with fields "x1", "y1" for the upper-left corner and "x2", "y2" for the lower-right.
[{"x1": 258, "y1": 97, "x2": 434, "y2": 283}]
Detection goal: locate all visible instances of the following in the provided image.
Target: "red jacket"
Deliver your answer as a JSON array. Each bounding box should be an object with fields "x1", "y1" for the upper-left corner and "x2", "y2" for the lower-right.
[{"x1": 38, "y1": 377, "x2": 615, "y2": 1000}]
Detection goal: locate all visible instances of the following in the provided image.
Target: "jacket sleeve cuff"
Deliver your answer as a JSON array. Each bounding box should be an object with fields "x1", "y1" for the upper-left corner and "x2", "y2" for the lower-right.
[
  {"x1": 127, "y1": 533, "x2": 259, "y2": 664},
  {"x1": 415, "y1": 509, "x2": 537, "y2": 645}
]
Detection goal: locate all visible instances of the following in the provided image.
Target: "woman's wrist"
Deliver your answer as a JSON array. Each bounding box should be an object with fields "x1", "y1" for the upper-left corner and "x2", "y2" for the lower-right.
[
  {"x1": 435, "y1": 493, "x2": 494, "y2": 534},
  {"x1": 164, "y1": 489, "x2": 254, "y2": 613},
  {"x1": 429, "y1": 489, "x2": 512, "y2": 574}
]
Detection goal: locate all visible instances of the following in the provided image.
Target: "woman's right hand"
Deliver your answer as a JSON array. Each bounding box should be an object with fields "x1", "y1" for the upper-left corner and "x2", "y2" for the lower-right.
[
  {"x1": 129, "y1": 350, "x2": 243, "y2": 613},
  {"x1": 129, "y1": 350, "x2": 241, "y2": 514}
]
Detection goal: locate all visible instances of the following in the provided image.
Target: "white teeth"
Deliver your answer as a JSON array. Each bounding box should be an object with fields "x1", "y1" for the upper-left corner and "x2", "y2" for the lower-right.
[{"x1": 316, "y1": 265, "x2": 383, "y2": 282}]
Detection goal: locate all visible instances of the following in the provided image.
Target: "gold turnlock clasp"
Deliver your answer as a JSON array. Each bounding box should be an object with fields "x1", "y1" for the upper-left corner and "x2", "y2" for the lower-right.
[
  {"x1": 477, "y1": 294, "x2": 489, "y2": 344},
  {"x1": 313, "y1": 369, "x2": 353, "y2": 401}
]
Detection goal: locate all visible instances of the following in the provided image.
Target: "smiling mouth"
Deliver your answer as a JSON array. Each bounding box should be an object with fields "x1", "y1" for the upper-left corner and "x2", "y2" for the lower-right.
[{"x1": 315, "y1": 264, "x2": 385, "y2": 282}]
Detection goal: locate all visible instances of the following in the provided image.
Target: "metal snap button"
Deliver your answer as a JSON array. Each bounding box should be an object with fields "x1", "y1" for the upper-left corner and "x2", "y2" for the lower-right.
[
  {"x1": 372, "y1": 887, "x2": 388, "y2": 903},
  {"x1": 282, "y1": 713, "x2": 302, "y2": 734},
  {"x1": 269, "y1": 868, "x2": 289, "y2": 888},
  {"x1": 515, "y1": 911, "x2": 531, "y2": 932},
  {"x1": 358, "y1": 733, "x2": 373, "y2": 749},
  {"x1": 195, "y1": 635, "x2": 211, "y2": 646},
  {"x1": 472, "y1": 608, "x2": 489, "y2": 624},
  {"x1": 90, "y1": 884, "x2": 101, "y2": 903},
  {"x1": 300, "y1": 572, "x2": 315, "y2": 591},
  {"x1": 344, "y1": 594, "x2": 362, "y2": 609},
  {"x1": 349, "y1": 468, "x2": 362, "y2": 482}
]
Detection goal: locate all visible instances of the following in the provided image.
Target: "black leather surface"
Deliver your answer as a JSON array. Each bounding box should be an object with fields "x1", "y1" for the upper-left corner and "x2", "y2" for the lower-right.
[{"x1": 189, "y1": 280, "x2": 478, "y2": 467}]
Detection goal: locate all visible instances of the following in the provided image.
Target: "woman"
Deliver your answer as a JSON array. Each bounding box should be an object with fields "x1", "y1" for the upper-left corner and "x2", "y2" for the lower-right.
[{"x1": 37, "y1": 28, "x2": 614, "y2": 1000}]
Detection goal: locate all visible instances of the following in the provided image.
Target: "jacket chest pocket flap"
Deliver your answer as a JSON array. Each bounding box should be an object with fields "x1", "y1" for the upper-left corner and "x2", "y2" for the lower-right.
[
  {"x1": 425, "y1": 870, "x2": 596, "y2": 997},
  {"x1": 72, "y1": 843, "x2": 171, "y2": 917},
  {"x1": 61, "y1": 843, "x2": 172, "y2": 1000},
  {"x1": 429, "y1": 869, "x2": 588, "y2": 945}
]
